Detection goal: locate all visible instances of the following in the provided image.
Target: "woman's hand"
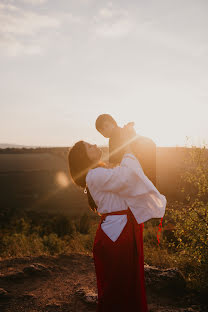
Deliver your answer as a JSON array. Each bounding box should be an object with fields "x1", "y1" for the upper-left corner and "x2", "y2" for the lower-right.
[{"x1": 123, "y1": 122, "x2": 137, "y2": 138}]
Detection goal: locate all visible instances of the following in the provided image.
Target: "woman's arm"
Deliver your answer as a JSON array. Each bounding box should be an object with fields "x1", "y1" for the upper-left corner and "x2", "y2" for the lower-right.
[
  {"x1": 86, "y1": 153, "x2": 142, "y2": 193},
  {"x1": 86, "y1": 125, "x2": 145, "y2": 194},
  {"x1": 109, "y1": 126, "x2": 135, "y2": 165}
]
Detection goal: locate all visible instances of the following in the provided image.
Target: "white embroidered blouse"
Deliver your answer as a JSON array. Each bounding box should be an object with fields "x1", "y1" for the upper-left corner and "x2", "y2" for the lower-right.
[{"x1": 86, "y1": 153, "x2": 166, "y2": 242}]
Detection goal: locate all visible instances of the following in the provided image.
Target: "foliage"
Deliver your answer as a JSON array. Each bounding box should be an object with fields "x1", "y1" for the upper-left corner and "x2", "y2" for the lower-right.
[
  {"x1": 0, "y1": 212, "x2": 97, "y2": 259},
  {"x1": 79, "y1": 213, "x2": 91, "y2": 234},
  {"x1": 0, "y1": 233, "x2": 45, "y2": 258},
  {"x1": 168, "y1": 144, "x2": 208, "y2": 289}
]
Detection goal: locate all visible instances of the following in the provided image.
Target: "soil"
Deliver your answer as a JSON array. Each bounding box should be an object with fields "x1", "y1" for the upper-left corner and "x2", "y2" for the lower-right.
[{"x1": 0, "y1": 253, "x2": 206, "y2": 312}]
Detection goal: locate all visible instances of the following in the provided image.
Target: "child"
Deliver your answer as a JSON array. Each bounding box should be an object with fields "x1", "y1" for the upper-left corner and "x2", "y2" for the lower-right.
[{"x1": 95, "y1": 114, "x2": 156, "y2": 186}]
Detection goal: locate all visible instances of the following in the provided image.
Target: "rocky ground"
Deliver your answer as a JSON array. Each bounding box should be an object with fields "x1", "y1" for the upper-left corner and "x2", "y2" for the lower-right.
[{"x1": 0, "y1": 253, "x2": 207, "y2": 312}]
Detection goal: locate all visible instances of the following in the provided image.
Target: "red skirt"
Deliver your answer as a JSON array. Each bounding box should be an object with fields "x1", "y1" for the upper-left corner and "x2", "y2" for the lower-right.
[{"x1": 93, "y1": 208, "x2": 148, "y2": 312}]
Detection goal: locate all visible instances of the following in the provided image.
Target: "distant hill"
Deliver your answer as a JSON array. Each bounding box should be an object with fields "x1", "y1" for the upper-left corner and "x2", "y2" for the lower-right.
[
  {"x1": 0, "y1": 143, "x2": 64, "y2": 149},
  {"x1": 0, "y1": 143, "x2": 32, "y2": 149}
]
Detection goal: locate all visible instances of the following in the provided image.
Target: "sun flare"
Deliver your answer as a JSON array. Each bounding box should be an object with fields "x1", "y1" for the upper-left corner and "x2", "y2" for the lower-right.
[{"x1": 56, "y1": 172, "x2": 69, "y2": 188}]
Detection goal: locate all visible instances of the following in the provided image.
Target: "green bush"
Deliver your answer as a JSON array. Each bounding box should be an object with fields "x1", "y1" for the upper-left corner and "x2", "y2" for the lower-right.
[
  {"x1": 0, "y1": 233, "x2": 45, "y2": 258},
  {"x1": 168, "y1": 144, "x2": 208, "y2": 289},
  {"x1": 42, "y1": 233, "x2": 66, "y2": 255},
  {"x1": 51, "y1": 216, "x2": 75, "y2": 237},
  {"x1": 79, "y1": 213, "x2": 91, "y2": 234}
]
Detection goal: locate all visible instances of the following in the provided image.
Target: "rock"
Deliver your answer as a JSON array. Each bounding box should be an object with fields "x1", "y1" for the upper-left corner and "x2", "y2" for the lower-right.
[
  {"x1": 0, "y1": 263, "x2": 51, "y2": 284},
  {"x1": 0, "y1": 288, "x2": 12, "y2": 301},
  {"x1": 45, "y1": 303, "x2": 61, "y2": 311},
  {"x1": 0, "y1": 288, "x2": 8, "y2": 298},
  {"x1": 75, "y1": 288, "x2": 97, "y2": 306},
  {"x1": 18, "y1": 293, "x2": 37, "y2": 301},
  {"x1": 23, "y1": 263, "x2": 51, "y2": 276},
  {"x1": 144, "y1": 265, "x2": 186, "y2": 297},
  {"x1": 4, "y1": 271, "x2": 25, "y2": 281}
]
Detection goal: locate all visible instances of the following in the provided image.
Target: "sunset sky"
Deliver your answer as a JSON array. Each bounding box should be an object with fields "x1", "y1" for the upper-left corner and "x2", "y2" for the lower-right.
[{"x1": 0, "y1": 0, "x2": 208, "y2": 148}]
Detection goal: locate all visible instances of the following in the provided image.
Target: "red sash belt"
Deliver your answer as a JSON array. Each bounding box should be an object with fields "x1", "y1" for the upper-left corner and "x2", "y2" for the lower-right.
[
  {"x1": 101, "y1": 209, "x2": 129, "y2": 222},
  {"x1": 100, "y1": 208, "x2": 163, "y2": 245}
]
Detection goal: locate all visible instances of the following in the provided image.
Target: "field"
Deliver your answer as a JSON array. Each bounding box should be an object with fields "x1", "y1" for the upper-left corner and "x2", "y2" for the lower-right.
[{"x1": 1, "y1": 146, "x2": 205, "y2": 217}]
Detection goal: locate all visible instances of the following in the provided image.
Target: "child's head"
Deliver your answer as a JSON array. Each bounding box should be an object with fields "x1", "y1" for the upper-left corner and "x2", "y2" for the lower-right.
[{"x1": 95, "y1": 114, "x2": 117, "y2": 138}]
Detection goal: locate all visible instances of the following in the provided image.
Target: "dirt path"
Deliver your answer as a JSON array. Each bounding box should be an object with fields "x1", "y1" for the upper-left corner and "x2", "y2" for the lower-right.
[{"x1": 0, "y1": 253, "x2": 206, "y2": 312}]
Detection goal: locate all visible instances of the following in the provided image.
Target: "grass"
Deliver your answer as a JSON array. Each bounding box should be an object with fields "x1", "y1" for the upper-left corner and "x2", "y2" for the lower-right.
[{"x1": 0, "y1": 201, "x2": 207, "y2": 293}]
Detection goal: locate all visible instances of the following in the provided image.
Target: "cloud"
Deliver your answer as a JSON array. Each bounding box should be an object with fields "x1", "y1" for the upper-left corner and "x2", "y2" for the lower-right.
[
  {"x1": 0, "y1": 3, "x2": 60, "y2": 56},
  {"x1": 95, "y1": 19, "x2": 133, "y2": 38},
  {"x1": 0, "y1": 36, "x2": 43, "y2": 56},
  {"x1": 20, "y1": 0, "x2": 48, "y2": 5},
  {"x1": 94, "y1": 3, "x2": 134, "y2": 38},
  {"x1": 0, "y1": 3, "x2": 19, "y2": 11},
  {"x1": 2, "y1": 12, "x2": 59, "y2": 35},
  {"x1": 0, "y1": 5, "x2": 59, "y2": 36},
  {"x1": 99, "y1": 7, "x2": 114, "y2": 19}
]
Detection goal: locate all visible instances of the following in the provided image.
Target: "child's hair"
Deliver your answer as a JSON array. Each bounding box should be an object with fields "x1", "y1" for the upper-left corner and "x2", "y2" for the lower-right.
[{"x1": 95, "y1": 114, "x2": 117, "y2": 133}]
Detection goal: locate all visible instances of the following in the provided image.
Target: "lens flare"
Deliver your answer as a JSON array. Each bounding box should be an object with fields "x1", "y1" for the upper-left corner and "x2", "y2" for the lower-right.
[{"x1": 56, "y1": 171, "x2": 69, "y2": 188}]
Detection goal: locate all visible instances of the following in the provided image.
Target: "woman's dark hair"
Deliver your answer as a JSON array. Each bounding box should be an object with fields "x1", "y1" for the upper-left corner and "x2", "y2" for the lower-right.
[
  {"x1": 95, "y1": 114, "x2": 117, "y2": 133},
  {"x1": 68, "y1": 141, "x2": 103, "y2": 212}
]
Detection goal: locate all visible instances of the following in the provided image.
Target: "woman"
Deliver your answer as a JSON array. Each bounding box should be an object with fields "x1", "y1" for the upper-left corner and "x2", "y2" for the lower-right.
[{"x1": 68, "y1": 139, "x2": 166, "y2": 312}]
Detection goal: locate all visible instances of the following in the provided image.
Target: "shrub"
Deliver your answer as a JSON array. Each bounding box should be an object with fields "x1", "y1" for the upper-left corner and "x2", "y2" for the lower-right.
[
  {"x1": 79, "y1": 213, "x2": 91, "y2": 234},
  {"x1": 0, "y1": 233, "x2": 45, "y2": 258},
  {"x1": 51, "y1": 216, "x2": 75, "y2": 237},
  {"x1": 169, "y1": 144, "x2": 208, "y2": 289},
  {"x1": 42, "y1": 233, "x2": 67, "y2": 255}
]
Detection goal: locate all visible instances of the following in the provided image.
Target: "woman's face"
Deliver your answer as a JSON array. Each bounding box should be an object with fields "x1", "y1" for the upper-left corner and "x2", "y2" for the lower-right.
[{"x1": 84, "y1": 142, "x2": 102, "y2": 163}]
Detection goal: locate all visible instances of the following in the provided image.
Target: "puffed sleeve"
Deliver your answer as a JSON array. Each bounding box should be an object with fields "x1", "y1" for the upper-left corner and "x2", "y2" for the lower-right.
[{"x1": 86, "y1": 153, "x2": 147, "y2": 194}]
